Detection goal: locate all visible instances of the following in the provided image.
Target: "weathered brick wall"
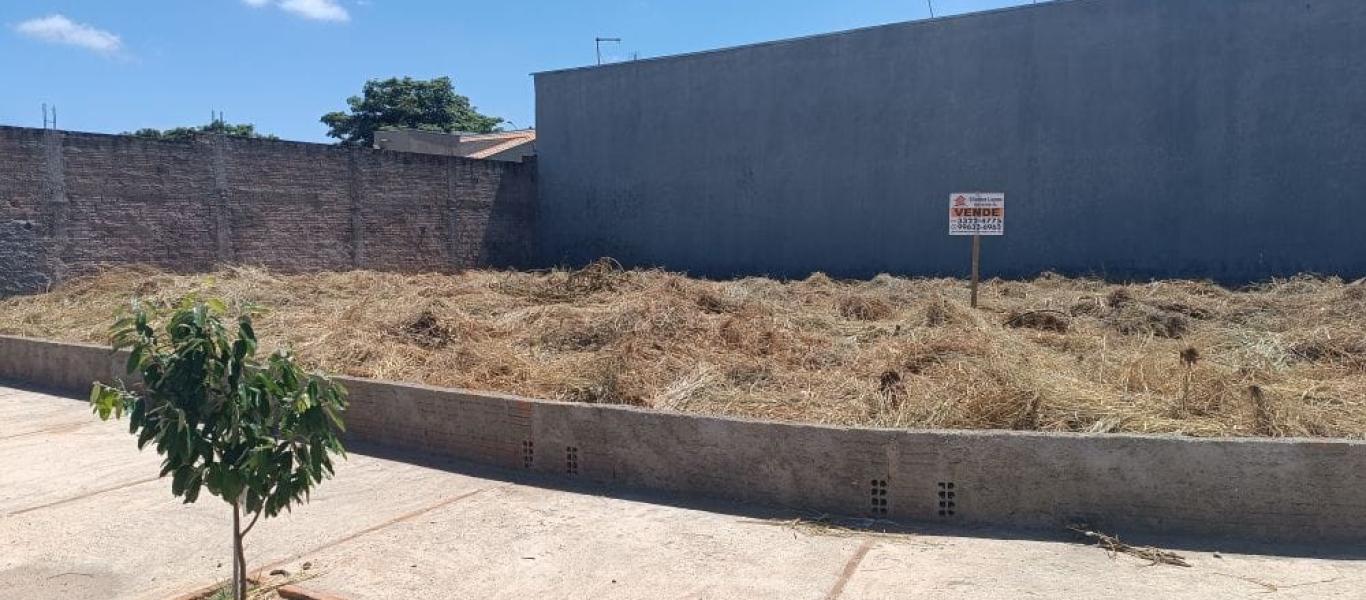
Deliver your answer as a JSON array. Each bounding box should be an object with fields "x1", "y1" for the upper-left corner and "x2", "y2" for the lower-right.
[
  {"x1": 0, "y1": 126, "x2": 536, "y2": 295},
  {"x1": 0, "y1": 128, "x2": 49, "y2": 294},
  {"x1": 219, "y1": 136, "x2": 353, "y2": 271},
  {"x1": 60, "y1": 132, "x2": 220, "y2": 278}
]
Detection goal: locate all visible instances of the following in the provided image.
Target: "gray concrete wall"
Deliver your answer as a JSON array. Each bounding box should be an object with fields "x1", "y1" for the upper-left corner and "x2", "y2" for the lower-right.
[
  {"x1": 3, "y1": 334, "x2": 1364, "y2": 545},
  {"x1": 0, "y1": 126, "x2": 537, "y2": 296},
  {"x1": 534, "y1": 0, "x2": 1366, "y2": 282}
]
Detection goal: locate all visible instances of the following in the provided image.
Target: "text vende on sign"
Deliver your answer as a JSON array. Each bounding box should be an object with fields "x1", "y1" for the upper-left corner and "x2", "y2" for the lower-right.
[{"x1": 949, "y1": 193, "x2": 1005, "y2": 236}]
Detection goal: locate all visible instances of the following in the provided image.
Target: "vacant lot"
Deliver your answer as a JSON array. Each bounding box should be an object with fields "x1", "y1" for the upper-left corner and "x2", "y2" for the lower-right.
[{"x1": 2, "y1": 262, "x2": 1363, "y2": 438}]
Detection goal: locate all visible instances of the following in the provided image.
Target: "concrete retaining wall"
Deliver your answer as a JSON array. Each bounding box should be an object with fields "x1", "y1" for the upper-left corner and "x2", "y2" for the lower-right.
[
  {"x1": 535, "y1": 0, "x2": 1366, "y2": 282},
  {"x1": 3, "y1": 334, "x2": 1363, "y2": 545}
]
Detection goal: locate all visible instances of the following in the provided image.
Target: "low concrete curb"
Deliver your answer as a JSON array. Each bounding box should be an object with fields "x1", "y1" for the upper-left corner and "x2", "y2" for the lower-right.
[{"x1": 3, "y1": 334, "x2": 1363, "y2": 545}]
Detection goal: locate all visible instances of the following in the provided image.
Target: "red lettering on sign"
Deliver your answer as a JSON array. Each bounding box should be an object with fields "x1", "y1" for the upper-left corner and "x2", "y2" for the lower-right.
[{"x1": 951, "y1": 208, "x2": 1005, "y2": 217}]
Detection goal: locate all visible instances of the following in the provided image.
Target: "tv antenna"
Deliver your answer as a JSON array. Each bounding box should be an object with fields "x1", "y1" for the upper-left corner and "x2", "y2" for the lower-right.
[
  {"x1": 595, "y1": 37, "x2": 622, "y2": 65},
  {"x1": 42, "y1": 103, "x2": 57, "y2": 130}
]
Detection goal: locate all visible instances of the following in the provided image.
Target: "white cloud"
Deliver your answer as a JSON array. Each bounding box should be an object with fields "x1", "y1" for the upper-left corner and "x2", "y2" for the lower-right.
[
  {"x1": 280, "y1": 0, "x2": 349, "y2": 21},
  {"x1": 13, "y1": 14, "x2": 123, "y2": 54},
  {"x1": 245, "y1": 0, "x2": 350, "y2": 22}
]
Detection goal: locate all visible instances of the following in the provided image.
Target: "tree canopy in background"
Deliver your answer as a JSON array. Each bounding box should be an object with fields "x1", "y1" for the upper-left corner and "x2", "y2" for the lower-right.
[
  {"x1": 127, "y1": 120, "x2": 278, "y2": 141},
  {"x1": 320, "y1": 76, "x2": 504, "y2": 147}
]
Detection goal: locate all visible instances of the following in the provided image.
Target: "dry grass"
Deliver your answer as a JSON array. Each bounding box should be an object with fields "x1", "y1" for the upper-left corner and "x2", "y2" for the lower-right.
[
  {"x1": 2, "y1": 262, "x2": 1365, "y2": 438},
  {"x1": 1068, "y1": 524, "x2": 1191, "y2": 567}
]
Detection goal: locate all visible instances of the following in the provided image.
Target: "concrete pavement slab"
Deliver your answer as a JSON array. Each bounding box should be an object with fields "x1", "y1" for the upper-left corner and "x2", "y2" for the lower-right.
[{"x1": 2, "y1": 384, "x2": 1364, "y2": 600}]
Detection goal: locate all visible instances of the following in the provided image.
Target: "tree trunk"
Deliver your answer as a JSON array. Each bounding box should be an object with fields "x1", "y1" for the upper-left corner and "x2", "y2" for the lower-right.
[{"x1": 232, "y1": 501, "x2": 246, "y2": 600}]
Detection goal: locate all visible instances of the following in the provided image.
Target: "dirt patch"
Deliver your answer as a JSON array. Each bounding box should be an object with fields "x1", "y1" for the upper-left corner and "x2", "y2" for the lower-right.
[
  {"x1": 1287, "y1": 336, "x2": 1366, "y2": 371},
  {"x1": 923, "y1": 297, "x2": 968, "y2": 327},
  {"x1": 1106, "y1": 288, "x2": 1134, "y2": 308},
  {"x1": 1005, "y1": 310, "x2": 1070, "y2": 333},
  {"x1": 1069, "y1": 297, "x2": 1105, "y2": 317},
  {"x1": 393, "y1": 310, "x2": 453, "y2": 349},
  {"x1": 1105, "y1": 304, "x2": 1190, "y2": 339},
  {"x1": 180, "y1": 569, "x2": 329, "y2": 600},
  {"x1": 696, "y1": 290, "x2": 741, "y2": 314},
  {"x1": 837, "y1": 294, "x2": 894, "y2": 321},
  {"x1": 1153, "y1": 301, "x2": 1214, "y2": 320}
]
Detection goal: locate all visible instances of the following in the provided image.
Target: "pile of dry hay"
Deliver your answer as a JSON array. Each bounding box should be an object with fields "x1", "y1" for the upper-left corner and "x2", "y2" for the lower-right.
[{"x1": 2, "y1": 261, "x2": 1364, "y2": 438}]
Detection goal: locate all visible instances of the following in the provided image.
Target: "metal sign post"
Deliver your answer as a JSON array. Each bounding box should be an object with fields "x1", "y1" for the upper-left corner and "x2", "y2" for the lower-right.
[{"x1": 949, "y1": 193, "x2": 1005, "y2": 308}]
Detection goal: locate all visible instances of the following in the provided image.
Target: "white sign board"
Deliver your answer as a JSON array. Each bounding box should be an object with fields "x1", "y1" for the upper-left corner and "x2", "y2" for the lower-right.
[{"x1": 949, "y1": 193, "x2": 1005, "y2": 236}]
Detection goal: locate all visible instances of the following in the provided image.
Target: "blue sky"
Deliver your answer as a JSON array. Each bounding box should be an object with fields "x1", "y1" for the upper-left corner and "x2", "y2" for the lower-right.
[{"x1": 1, "y1": 0, "x2": 1038, "y2": 142}]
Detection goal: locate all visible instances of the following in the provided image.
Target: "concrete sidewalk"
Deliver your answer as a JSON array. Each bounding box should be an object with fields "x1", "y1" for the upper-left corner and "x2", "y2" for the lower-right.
[{"x1": 1, "y1": 384, "x2": 1362, "y2": 599}]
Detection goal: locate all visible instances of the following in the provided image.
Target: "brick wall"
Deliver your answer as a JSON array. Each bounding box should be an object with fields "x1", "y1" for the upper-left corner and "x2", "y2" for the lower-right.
[
  {"x1": 0, "y1": 128, "x2": 48, "y2": 294},
  {"x1": 0, "y1": 126, "x2": 536, "y2": 295}
]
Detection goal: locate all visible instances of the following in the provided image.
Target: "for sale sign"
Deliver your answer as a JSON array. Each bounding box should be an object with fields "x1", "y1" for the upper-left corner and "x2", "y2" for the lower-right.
[{"x1": 949, "y1": 193, "x2": 1005, "y2": 236}]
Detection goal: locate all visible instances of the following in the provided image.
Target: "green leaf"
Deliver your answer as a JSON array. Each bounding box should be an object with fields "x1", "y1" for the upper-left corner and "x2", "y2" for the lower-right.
[
  {"x1": 203, "y1": 297, "x2": 227, "y2": 315},
  {"x1": 89, "y1": 384, "x2": 129, "y2": 421},
  {"x1": 171, "y1": 466, "x2": 191, "y2": 496},
  {"x1": 97, "y1": 295, "x2": 347, "y2": 538},
  {"x1": 125, "y1": 345, "x2": 143, "y2": 375},
  {"x1": 184, "y1": 473, "x2": 203, "y2": 503}
]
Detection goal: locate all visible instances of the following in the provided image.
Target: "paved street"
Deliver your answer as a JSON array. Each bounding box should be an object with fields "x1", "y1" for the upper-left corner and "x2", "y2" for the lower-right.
[{"x1": 2, "y1": 384, "x2": 1362, "y2": 599}]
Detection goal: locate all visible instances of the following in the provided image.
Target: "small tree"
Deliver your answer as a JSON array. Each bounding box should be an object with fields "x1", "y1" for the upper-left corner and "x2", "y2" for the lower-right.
[{"x1": 91, "y1": 298, "x2": 347, "y2": 600}]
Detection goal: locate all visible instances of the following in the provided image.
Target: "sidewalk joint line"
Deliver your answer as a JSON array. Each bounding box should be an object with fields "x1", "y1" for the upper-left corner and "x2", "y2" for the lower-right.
[
  {"x1": 6, "y1": 476, "x2": 161, "y2": 517},
  {"x1": 259, "y1": 485, "x2": 500, "y2": 572},
  {"x1": 824, "y1": 539, "x2": 876, "y2": 600}
]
